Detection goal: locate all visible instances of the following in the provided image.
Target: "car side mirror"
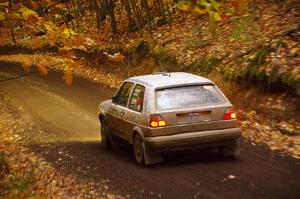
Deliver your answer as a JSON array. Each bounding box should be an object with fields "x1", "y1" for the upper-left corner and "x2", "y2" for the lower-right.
[{"x1": 112, "y1": 96, "x2": 118, "y2": 104}]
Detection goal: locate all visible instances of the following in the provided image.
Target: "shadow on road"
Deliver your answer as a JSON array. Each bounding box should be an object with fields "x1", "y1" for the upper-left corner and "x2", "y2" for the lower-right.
[
  {"x1": 29, "y1": 140, "x2": 239, "y2": 171},
  {"x1": 28, "y1": 138, "x2": 300, "y2": 199}
]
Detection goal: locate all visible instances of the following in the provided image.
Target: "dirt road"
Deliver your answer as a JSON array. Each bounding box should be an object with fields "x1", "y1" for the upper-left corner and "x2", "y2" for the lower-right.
[{"x1": 1, "y1": 63, "x2": 300, "y2": 199}]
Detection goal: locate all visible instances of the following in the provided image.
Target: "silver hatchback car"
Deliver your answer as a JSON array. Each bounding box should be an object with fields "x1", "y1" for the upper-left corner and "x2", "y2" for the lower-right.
[{"x1": 99, "y1": 72, "x2": 241, "y2": 165}]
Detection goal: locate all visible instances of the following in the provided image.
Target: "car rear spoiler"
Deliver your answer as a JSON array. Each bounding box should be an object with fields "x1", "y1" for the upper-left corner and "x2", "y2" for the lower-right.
[{"x1": 155, "y1": 82, "x2": 215, "y2": 91}]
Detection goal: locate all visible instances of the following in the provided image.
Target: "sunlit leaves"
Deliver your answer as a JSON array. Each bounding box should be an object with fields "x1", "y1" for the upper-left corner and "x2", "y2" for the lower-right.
[
  {"x1": 37, "y1": 65, "x2": 48, "y2": 77},
  {"x1": 194, "y1": 6, "x2": 206, "y2": 14},
  {"x1": 209, "y1": 0, "x2": 220, "y2": 11},
  {"x1": 209, "y1": 11, "x2": 221, "y2": 21},
  {"x1": 11, "y1": 12, "x2": 21, "y2": 19},
  {"x1": 61, "y1": 28, "x2": 77, "y2": 39},
  {"x1": 44, "y1": 23, "x2": 56, "y2": 33},
  {"x1": 19, "y1": 6, "x2": 38, "y2": 20},
  {"x1": 0, "y1": 11, "x2": 5, "y2": 21},
  {"x1": 22, "y1": 63, "x2": 32, "y2": 72},
  {"x1": 31, "y1": 37, "x2": 43, "y2": 49},
  {"x1": 55, "y1": 3, "x2": 66, "y2": 9},
  {"x1": 27, "y1": 14, "x2": 39, "y2": 24},
  {"x1": 63, "y1": 66, "x2": 73, "y2": 86},
  {"x1": 72, "y1": 35, "x2": 85, "y2": 47},
  {"x1": 0, "y1": 2, "x2": 9, "y2": 7},
  {"x1": 178, "y1": 2, "x2": 191, "y2": 11},
  {"x1": 233, "y1": 0, "x2": 248, "y2": 15},
  {"x1": 103, "y1": 52, "x2": 125, "y2": 63},
  {"x1": 59, "y1": 47, "x2": 75, "y2": 59},
  {"x1": 178, "y1": 0, "x2": 222, "y2": 28}
]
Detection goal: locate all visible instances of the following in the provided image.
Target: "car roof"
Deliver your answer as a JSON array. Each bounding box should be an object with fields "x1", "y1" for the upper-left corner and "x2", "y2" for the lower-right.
[{"x1": 127, "y1": 72, "x2": 213, "y2": 88}]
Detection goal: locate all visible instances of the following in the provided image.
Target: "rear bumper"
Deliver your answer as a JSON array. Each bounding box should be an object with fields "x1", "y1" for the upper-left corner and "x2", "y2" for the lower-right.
[{"x1": 144, "y1": 128, "x2": 241, "y2": 151}]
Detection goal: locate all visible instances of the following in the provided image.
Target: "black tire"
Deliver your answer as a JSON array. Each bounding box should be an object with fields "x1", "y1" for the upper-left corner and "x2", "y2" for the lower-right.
[
  {"x1": 134, "y1": 134, "x2": 145, "y2": 165},
  {"x1": 100, "y1": 120, "x2": 111, "y2": 150}
]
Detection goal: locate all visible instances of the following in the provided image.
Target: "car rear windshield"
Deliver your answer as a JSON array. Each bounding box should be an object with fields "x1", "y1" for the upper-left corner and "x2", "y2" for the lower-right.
[{"x1": 155, "y1": 85, "x2": 226, "y2": 110}]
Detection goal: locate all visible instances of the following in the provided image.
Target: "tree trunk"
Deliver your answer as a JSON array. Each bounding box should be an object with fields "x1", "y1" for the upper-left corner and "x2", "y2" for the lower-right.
[
  {"x1": 95, "y1": 0, "x2": 101, "y2": 29},
  {"x1": 123, "y1": 0, "x2": 135, "y2": 31},
  {"x1": 131, "y1": 0, "x2": 143, "y2": 33},
  {"x1": 89, "y1": 0, "x2": 95, "y2": 10},
  {"x1": 157, "y1": 0, "x2": 166, "y2": 22},
  {"x1": 142, "y1": 0, "x2": 151, "y2": 31},
  {"x1": 109, "y1": 0, "x2": 117, "y2": 34}
]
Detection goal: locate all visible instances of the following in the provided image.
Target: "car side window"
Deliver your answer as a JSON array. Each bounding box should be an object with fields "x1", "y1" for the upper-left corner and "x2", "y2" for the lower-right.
[
  {"x1": 114, "y1": 82, "x2": 134, "y2": 107},
  {"x1": 129, "y1": 84, "x2": 145, "y2": 112}
]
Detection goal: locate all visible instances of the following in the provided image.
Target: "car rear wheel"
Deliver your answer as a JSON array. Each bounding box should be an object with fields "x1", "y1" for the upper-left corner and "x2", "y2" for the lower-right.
[
  {"x1": 134, "y1": 134, "x2": 145, "y2": 164},
  {"x1": 100, "y1": 120, "x2": 111, "y2": 149}
]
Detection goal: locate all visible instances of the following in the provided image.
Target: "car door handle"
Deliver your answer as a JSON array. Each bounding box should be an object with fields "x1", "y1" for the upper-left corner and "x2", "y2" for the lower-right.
[{"x1": 120, "y1": 111, "x2": 125, "y2": 117}]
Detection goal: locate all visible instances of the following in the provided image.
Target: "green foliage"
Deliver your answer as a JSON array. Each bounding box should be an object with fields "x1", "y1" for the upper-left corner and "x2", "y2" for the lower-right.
[
  {"x1": 0, "y1": 11, "x2": 5, "y2": 21},
  {"x1": 243, "y1": 47, "x2": 269, "y2": 81},
  {"x1": 153, "y1": 47, "x2": 178, "y2": 66},
  {"x1": 8, "y1": 174, "x2": 29, "y2": 190},
  {"x1": 232, "y1": 28, "x2": 242, "y2": 39},
  {"x1": 0, "y1": 152, "x2": 31, "y2": 196},
  {"x1": 231, "y1": 14, "x2": 254, "y2": 40},
  {"x1": 190, "y1": 56, "x2": 222, "y2": 74},
  {"x1": 191, "y1": 25, "x2": 203, "y2": 35},
  {"x1": 219, "y1": 42, "x2": 299, "y2": 95},
  {"x1": 19, "y1": 6, "x2": 38, "y2": 19},
  {"x1": 183, "y1": 35, "x2": 207, "y2": 51}
]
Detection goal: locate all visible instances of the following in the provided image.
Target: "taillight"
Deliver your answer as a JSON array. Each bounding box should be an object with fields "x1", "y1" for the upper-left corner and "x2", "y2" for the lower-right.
[
  {"x1": 150, "y1": 114, "x2": 166, "y2": 128},
  {"x1": 223, "y1": 107, "x2": 237, "y2": 120}
]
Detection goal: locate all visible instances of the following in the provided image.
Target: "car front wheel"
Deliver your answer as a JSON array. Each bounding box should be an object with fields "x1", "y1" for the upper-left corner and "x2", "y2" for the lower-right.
[{"x1": 100, "y1": 120, "x2": 111, "y2": 149}]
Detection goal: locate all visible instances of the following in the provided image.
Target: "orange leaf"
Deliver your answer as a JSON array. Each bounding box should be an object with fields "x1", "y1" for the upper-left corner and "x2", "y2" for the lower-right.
[
  {"x1": 59, "y1": 47, "x2": 75, "y2": 59},
  {"x1": 30, "y1": 1, "x2": 40, "y2": 9},
  {"x1": 37, "y1": 17, "x2": 47, "y2": 25},
  {"x1": 38, "y1": 65, "x2": 48, "y2": 76},
  {"x1": 221, "y1": 13, "x2": 230, "y2": 24},
  {"x1": 27, "y1": 14, "x2": 38, "y2": 24},
  {"x1": 72, "y1": 35, "x2": 85, "y2": 47},
  {"x1": 44, "y1": 0, "x2": 54, "y2": 4},
  {"x1": 234, "y1": 0, "x2": 248, "y2": 15},
  {"x1": 74, "y1": 59, "x2": 84, "y2": 67},
  {"x1": 56, "y1": 26, "x2": 65, "y2": 33},
  {"x1": 22, "y1": 63, "x2": 32, "y2": 72},
  {"x1": 13, "y1": 3, "x2": 22, "y2": 10},
  {"x1": 55, "y1": 3, "x2": 66, "y2": 9},
  {"x1": 63, "y1": 68, "x2": 73, "y2": 85},
  {"x1": 31, "y1": 37, "x2": 42, "y2": 49}
]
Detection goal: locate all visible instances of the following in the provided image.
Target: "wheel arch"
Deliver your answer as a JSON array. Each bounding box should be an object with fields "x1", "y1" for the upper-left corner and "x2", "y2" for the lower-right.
[
  {"x1": 99, "y1": 111, "x2": 106, "y2": 122},
  {"x1": 131, "y1": 126, "x2": 144, "y2": 144}
]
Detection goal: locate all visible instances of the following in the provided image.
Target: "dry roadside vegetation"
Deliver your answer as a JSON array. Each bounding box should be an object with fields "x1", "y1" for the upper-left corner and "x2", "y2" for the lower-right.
[
  {"x1": 0, "y1": 0, "x2": 299, "y2": 198},
  {"x1": 0, "y1": 0, "x2": 299, "y2": 92}
]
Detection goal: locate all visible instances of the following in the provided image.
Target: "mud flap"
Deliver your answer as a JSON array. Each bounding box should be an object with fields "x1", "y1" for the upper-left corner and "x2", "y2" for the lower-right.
[{"x1": 142, "y1": 142, "x2": 163, "y2": 165}]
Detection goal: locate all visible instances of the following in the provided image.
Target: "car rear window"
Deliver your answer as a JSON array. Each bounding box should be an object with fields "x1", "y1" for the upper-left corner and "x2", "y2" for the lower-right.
[{"x1": 155, "y1": 85, "x2": 226, "y2": 110}]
